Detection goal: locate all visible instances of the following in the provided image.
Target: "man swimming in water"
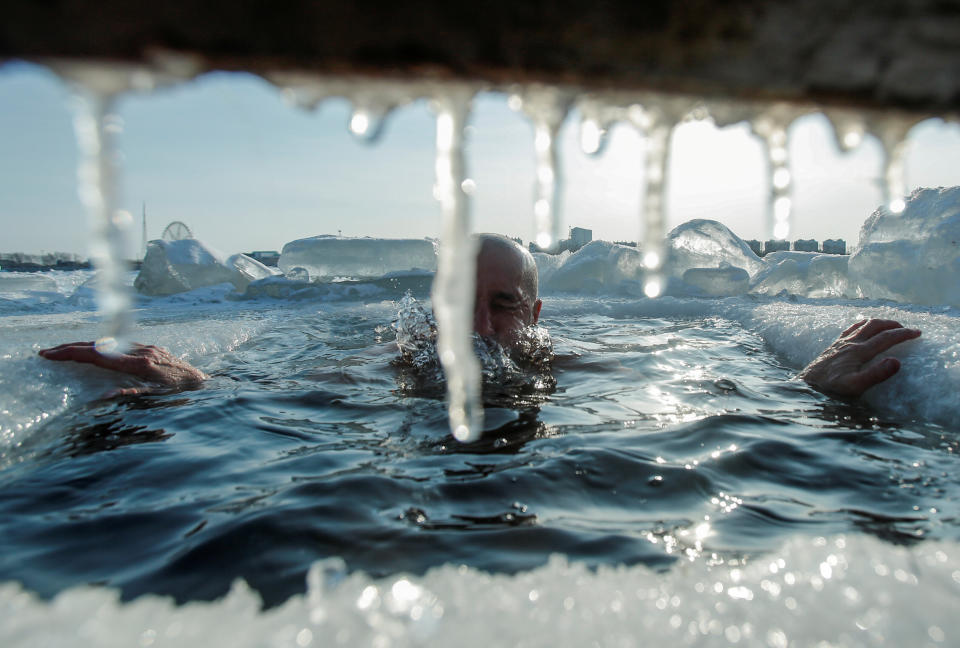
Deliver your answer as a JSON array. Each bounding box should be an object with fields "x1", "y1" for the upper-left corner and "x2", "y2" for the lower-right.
[{"x1": 38, "y1": 233, "x2": 920, "y2": 398}]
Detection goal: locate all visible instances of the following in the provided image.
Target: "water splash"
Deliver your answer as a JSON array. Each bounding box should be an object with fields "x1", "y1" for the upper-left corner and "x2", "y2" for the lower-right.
[
  {"x1": 392, "y1": 293, "x2": 554, "y2": 401},
  {"x1": 509, "y1": 86, "x2": 574, "y2": 250},
  {"x1": 430, "y1": 86, "x2": 483, "y2": 442}
]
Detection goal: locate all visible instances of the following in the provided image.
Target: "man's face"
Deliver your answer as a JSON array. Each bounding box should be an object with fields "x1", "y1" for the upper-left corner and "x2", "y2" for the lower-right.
[{"x1": 473, "y1": 243, "x2": 542, "y2": 348}]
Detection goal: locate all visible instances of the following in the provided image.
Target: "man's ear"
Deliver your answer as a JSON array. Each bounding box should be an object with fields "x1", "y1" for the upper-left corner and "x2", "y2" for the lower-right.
[{"x1": 532, "y1": 299, "x2": 542, "y2": 324}]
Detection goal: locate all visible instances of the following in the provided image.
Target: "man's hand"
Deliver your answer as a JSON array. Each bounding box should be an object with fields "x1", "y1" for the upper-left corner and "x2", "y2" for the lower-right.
[
  {"x1": 39, "y1": 341, "x2": 207, "y2": 389},
  {"x1": 798, "y1": 319, "x2": 921, "y2": 397}
]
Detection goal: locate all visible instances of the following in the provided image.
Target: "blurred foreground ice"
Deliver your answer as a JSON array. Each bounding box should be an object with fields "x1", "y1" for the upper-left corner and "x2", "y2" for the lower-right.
[{"x1": 1, "y1": 534, "x2": 956, "y2": 647}]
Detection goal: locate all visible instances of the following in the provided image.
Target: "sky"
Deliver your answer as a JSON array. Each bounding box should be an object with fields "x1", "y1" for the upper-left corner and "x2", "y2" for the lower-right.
[{"x1": 1, "y1": 60, "x2": 959, "y2": 258}]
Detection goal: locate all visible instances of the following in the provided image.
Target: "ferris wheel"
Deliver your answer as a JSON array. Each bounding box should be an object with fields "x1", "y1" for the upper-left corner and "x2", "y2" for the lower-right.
[{"x1": 161, "y1": 221, "x2": 194, "y2": 241}]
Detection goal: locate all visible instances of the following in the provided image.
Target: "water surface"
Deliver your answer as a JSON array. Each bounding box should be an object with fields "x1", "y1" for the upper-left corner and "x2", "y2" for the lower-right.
[{"x1": 1, "y1": 294, "x2": 955, "y2": 609}]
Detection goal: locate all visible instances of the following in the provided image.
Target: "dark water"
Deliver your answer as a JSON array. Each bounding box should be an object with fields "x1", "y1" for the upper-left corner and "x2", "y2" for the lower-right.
[{"x1": 1, "y1": 297, "x2": 957, "y2": 608}]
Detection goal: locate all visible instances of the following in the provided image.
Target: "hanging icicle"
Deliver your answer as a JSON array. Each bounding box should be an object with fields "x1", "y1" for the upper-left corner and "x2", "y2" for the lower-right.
[
  {"x1": 509, "y1": 86, "x2": 574, "y2": 250},
  {"x1": 824, "y1": 108, "x2": 867, "y2": 153},
  {"x1": 430, "y1": 85, "x2": 482, "y2": 443},
  {"x1": 575, "y1": 93, "x2": 634, "y2": 156},
  {"x1": 71, "y1": 89, "x2": 132, "y2": 352},
  {"x1": 627, "y1": 96, "x2": 690, "y2": 298},
  {"x1": 269, "y1": 73, "x2": 430, "y2": 144},
  {"x1": 865, "y1": 114, "x2": 920, "y2": 214},
  {"x1": 750, "y1": 104, "x2": 803, "y2": 241},
  {"x1": 53, "y1": 61, "x2": 202, "y2": 353}
]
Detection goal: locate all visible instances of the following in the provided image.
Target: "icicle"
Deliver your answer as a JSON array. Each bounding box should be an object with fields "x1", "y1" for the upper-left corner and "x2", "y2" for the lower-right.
[
  {"x1": 628, "y1": 98, "x2": 688, "y2": 299},
  {"x1": 575, "y1": 94, "x2": 633, "y2": 156},
  {"x1": 269, "y1": 73, "x2": 431, "y2": 144},
  {"x1": 430, "y1": 85, "x2": 482, "y2": 443},
  {"x1": 824, "y1": 109, "x2": 867, "y2": 153},
  {"x1": 578, "y1": 116, "x2": 606, "y2": 156},
  {"x1": 865, "y1": 115, "x2": 918, "y2": 214},
  {"x1": 50, "y1": 61, "x2": 202, "y2": 353},
  {"x1": 348, "y1": 103, "x2": 388, "y2": 142},
  {"x1": 70, "y1": 90, "x2": 133, "y2": 352},
  {"x1": 509, "y1": 86, "x2": 574, "y2": 250},
  {"x1": 751, "y1": 105, "x2": 801, "y2": 241}
]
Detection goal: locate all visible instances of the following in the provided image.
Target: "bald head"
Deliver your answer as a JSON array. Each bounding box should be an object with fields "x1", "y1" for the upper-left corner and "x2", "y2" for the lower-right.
[
  {"x1": 473, "y1": 234, "x2": 542, "y2": 347},
  {"x1": 476, "y1": 234, "x2": 539, "y2": 299}
]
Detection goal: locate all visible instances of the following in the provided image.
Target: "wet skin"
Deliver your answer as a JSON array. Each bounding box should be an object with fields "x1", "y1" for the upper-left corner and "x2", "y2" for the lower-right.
[{"x1": 472, "y1": 240, "x2": 542, "y2": 349}]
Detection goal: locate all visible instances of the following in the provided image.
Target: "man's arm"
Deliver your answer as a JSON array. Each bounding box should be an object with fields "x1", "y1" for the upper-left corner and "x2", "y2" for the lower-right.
[
  {"x1": 39, "y1": 341, "x2": 207, "y2": 391},
  {"x1": 798, "y1": 319, "x2": 921, "y2": 397}
]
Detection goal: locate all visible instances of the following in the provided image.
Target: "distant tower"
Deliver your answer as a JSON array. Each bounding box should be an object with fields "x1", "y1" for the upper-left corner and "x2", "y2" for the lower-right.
[{"x1": 141, "y1": 202, "x2": 148, "y2": 260}]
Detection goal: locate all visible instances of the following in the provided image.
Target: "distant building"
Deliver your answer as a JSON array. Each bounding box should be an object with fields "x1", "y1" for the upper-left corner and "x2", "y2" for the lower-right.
[
  {"x1": 764, "y1": 239, "x2": 790, "y2": 254},
  {"x1": 529, "y1": 226, "x2": 593, "y2": 254},
  {"x1": 745, "y1": 239, "x2": 763, "y2": 256},
  {"x1": 792, "y1": 238, "x2": 819, "y2": 252},
  {"x1": 248, "y1": 250, "x2": 280, "y2": 266},
  {"x1": 822, "y1": 239, "x2": 847, "y2": 255},
  {"x1": 570, "y1": 227, "x2": 592, "y2": 249}
]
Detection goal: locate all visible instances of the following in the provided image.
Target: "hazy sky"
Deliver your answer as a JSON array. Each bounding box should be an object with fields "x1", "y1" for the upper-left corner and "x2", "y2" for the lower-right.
[{"x1": 1, "y1": 60, "x2": 958, "y2": 257}]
